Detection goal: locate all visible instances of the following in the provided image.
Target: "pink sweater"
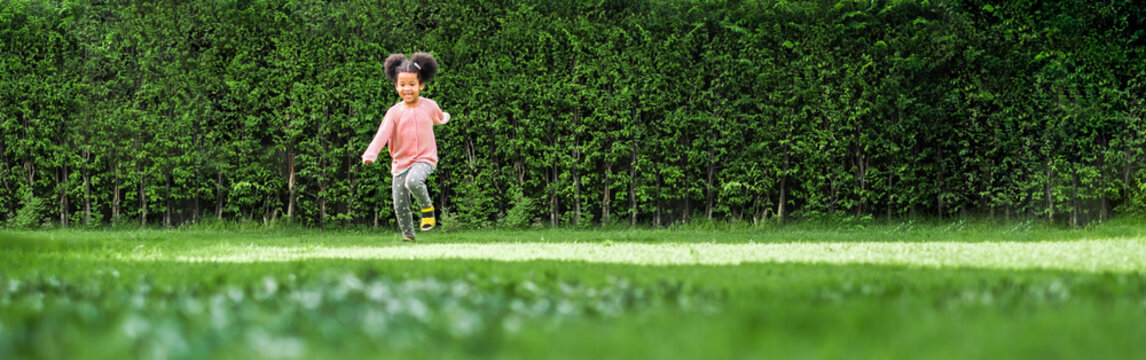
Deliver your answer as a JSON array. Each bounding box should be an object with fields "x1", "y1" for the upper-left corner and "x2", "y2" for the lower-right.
[{"x1": 361, "y1": 97, "x2": 450, "y2": 174}]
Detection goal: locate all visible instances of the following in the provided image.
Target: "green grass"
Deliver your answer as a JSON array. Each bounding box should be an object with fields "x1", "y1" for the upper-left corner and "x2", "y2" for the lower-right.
[{"x1": 2, "y1": 221, "x2": 1146, "y2": 359}]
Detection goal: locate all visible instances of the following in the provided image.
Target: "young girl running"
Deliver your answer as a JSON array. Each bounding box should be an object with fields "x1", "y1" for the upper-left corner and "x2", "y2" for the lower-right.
[{"x1": 362, "y1": 52, "x2": 450, "y2": 242}]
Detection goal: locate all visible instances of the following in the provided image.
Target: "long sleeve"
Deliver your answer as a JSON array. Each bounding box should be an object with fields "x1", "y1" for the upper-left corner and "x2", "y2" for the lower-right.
[
  {"x1": 427, "y1": 99, "x2": 449, "y2": 125},
  {"x1": 361, "y1": 113, "x2": 394, "y2": 163}
]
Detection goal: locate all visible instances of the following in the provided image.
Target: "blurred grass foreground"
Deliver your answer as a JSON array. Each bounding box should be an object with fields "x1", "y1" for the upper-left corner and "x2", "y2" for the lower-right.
[{"x1": 2, "y1": 222, "x2": 1146, "y2": 359}]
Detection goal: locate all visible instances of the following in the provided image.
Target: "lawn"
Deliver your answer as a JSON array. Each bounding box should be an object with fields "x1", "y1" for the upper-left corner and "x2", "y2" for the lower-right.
[{"x1": 2, "y1": 221, "x2": 1145, "y2": 359}]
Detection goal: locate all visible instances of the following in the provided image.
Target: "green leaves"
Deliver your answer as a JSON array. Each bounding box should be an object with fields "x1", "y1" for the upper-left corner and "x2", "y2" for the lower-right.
[{"x1": 1, "y1": 0, "x2": 1143, "y2": 228}]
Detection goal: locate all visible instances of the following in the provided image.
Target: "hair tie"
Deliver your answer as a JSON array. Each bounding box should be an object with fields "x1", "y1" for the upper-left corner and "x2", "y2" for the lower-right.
[{"x1": 413, "y1": 63, "x2": 422, "y2": 70}]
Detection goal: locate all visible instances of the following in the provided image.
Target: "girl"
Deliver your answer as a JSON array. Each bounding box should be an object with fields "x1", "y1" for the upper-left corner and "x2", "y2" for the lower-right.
[{"x1": 362, "y1": 52, "x2": 450, "y2": 243}]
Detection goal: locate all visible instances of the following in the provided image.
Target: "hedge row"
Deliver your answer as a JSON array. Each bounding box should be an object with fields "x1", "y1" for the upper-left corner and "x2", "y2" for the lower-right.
[{"x1": 2, "y1": 0, "x2": 1144, "y2": 228}]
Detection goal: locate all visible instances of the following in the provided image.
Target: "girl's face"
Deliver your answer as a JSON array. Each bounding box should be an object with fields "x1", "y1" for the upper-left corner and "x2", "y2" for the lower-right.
[{"x1": 396, "y1": 71, "x2": 423, "y2": 104}]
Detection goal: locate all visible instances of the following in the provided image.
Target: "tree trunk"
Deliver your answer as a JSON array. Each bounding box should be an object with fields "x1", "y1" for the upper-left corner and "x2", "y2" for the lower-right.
[
  {"x1": 655, "y1": 171, "x2": 663, "y2": 228},
  {"x1": 515, "y1": 159, "x2": 525, "y2": 188},
  {"x1": 1045, "y1": 164, "x2": 1053, "y2": 222},
  {"x1": 602, "y1": 162, "x2": 611, "y2": 225},
  {"x1": 192, "y1": 162, "x2": 200, "y2": 224},
  {"x1": 629, "y1": 144, "x2": 637, "y2": 227},
  {"x1": 286, "y1": 105, "x2": 296, "y2": 220},
  {"x1": 886, "y1": 171, "x2": 892, "y2": 220},
  {"x1": 136, "y1": 125, "x2": 145, "y2": 227},
  {"x1": 705, "y1": 146, "x2": 715, "y2": 220},
  {"x1": 83, "y1": 149, "x2": 91, "y2": 226},
  {"x1": 937, "y1": 152, "x2": 946, "y2": 217},
  {"x1": 287, "y1": 148, "x2": 297, "y2": 219},
  {"x1": 1126, "y1": 131, "x2": 1134, "y2": 196},
  {"x1": 572, "y1": 109, "x2": 582, "y2": 226},
  {"x1": 988, "y1": 160, "x2": 996, "y2": 219},
  {"x1": 165, "y1": 174, "x2": 172, "y2": 228},
  {"x1": 320, "y1": 105, "x2": 330, "y2": 226},
  {"x1": 681, "y1": 134, "x2": 691, "y2": 224},
  {"x1": 215, "y1": 172, "x2": 224, "y2": 220},
  {"x1": 573, "y1": 169, "x2": 581, "y2": 226},
  {"x1": 857, "y1": 152, "x2": 868, "y2": 216},
  {"x1": 1071, "y1": 171, "x2": 1079, "y2": 228},
  {"x1": 752, "y1": 191, "x2": 763, "y2": 224},
  {"x1": 24, "y1": 160, "x2": 35, "y2": 198},
  {"x1": 193, "y1": 189, "x2": 200, "y2": 224},
  {"x1": 58, "y1": 164, "x2": 68, "y2": 227},
  {"x1": 1, "y1": 156, "x2": 10, "y2": 216},
  {"x1": 682, "y1": 185, "x2": 690, "y2": 223},
  {"x1": 319, "y1": 177, "x2": 327, "y2": 226},
  {"x1": 439, "y1": 168, "x2": 449, "y2": 217},
  {"x1": 113, "y1": 169, "x2": 120, "y2": 225},
  {"x1": 779, "y1": 153, "x2": 789, "y2": 221},
  {"x1": 193, "y1": 118, "x2": 201, "y2": 224},
  {"x1": 139, "y1": 179, "x2": 147, "y2": 227},
  {"x1": 830, "y1": 174, "x2": 841, "y2": 215},
  {"x1": 1100, "y1": 176, "x2": 1108, "y2": 222},
  {"x1": 550, "y1": 162, "x2": 559, "y2": 226},
  {"x1": 262, "y1": 185, "x2": 274, "y2": 225},
  {"x1": 1098, "y1": 141, "x2": 1107, "y2": 222},
  {"x1": 346, "y1": 156, "x2": 355, "y2": 227}
]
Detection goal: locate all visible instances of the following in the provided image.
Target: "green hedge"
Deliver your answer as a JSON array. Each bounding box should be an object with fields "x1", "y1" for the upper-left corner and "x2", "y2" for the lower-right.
[{"x1": 2, "y1": 0, "x2": 1144, "y2": 228}]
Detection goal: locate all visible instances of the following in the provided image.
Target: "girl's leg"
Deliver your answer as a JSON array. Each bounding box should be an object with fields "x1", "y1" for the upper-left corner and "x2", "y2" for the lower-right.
[
  {"x1": 404, "y1": 162, "x2": 435, "y2": 209},
  {"x1": 403, "y1": 162, "x2": 436, "y2": 230},
  {"x1": 392, "y1": 171, "x2": 416, "y2": 240}
]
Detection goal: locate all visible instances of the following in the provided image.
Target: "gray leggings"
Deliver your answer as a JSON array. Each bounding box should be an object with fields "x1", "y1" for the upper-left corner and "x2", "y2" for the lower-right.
[{"x1": 392, "y1": 162, "x2": 434, "y2": 238}]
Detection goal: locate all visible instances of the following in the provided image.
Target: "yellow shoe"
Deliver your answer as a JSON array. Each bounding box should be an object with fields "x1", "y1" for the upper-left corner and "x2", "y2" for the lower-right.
[
  {"x1": 402, "y1": 236, "x2": 416, "y2": 243},
  {"x1": 420, "y1": 206, "x2": 435, "y2": 231}
]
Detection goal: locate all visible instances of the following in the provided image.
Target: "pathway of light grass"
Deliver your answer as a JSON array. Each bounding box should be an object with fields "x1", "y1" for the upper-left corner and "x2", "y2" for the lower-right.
[{"x1": 123, "y1": 238, "x2": 1146, "y2": 273}]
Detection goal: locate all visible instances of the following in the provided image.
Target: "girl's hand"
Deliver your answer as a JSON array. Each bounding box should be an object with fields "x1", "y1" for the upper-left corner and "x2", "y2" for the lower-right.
[{"x1": 362, "y1": 159, "x2": 374, "y2": 164}]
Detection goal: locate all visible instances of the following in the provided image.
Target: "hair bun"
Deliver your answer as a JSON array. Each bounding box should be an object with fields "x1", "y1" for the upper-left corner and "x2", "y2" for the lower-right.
[
  {"x1": 410, "y1": 52, "x2": 439, "y2": 83},
  {"x1": 383, "y1": 52, "x2": 440, "y2": 84},
  {"x1": 384, "y1": 53, "x2": 408, "y2": 83}
]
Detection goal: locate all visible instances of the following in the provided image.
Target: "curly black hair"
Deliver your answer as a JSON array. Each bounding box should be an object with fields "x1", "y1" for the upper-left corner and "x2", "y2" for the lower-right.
[{"x1": 384, "y1": 52, "x2": 439, "y2": 84}]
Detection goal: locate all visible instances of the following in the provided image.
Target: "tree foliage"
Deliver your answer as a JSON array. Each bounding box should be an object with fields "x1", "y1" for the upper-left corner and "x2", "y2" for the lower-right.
[{"x1": 1, "y1": 0, "x2": 1143, "y2": 228}]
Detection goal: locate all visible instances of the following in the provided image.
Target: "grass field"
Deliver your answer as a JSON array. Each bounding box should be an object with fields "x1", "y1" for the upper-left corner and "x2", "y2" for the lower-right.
[{"x1": 2, "y1": 220, "x2": 1146, "y2": 359}]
